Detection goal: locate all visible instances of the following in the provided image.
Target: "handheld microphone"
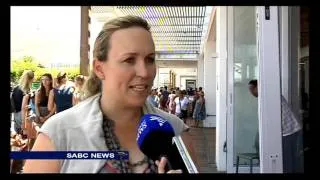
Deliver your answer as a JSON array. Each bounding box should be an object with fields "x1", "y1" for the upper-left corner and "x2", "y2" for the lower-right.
[{"x1": 137, "y1": 114, "x2": 175, "y2": 171}]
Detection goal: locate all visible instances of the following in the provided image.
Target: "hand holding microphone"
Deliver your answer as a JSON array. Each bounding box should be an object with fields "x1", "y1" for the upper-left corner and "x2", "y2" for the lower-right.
[
  {"x1": 155, "y1": 157, "x2": 182, "y2": 173},
  {"x1": 136, "y1": 114, "x2": 183, "y2": 173}
]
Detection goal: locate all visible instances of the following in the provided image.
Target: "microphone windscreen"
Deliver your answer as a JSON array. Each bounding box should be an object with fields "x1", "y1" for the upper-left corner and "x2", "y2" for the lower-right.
[{"x1": 137, "y1": 114, "x2": 175, "y2": 161}]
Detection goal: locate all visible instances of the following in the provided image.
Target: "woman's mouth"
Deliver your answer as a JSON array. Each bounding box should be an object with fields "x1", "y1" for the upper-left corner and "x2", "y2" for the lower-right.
[{"x1": 129, "y1": 85, "x2": 148, "y2": 92}]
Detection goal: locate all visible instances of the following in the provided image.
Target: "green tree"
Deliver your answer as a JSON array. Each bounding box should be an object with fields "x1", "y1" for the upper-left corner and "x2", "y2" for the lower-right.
[
  {"x1": 11, "y1": 56, "x2": 41, "y2": 82},
  {"x1": 11, "y1": 56, "x2": 81, "y2": 83}
]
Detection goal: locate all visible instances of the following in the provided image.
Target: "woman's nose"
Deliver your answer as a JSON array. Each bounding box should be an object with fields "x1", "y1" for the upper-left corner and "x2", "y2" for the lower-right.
[{"x1": 135, "y1": 60, "x2": 149, "y2": 78}]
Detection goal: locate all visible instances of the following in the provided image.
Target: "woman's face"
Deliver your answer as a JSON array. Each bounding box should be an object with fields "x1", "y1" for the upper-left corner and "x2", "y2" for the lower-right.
[
  {"x1": 94, "y1": 27, "x2": 156, "y2": 108},
  {"x1": 41, "y1": 76, "x2": 52, "y2": 88},
  {"x1": 29, "y1": 76, "x2": 35, "y2": 84}
]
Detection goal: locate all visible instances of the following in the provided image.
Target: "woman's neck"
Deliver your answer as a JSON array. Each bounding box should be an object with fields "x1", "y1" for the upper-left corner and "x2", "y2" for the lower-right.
[
  {"x1": 100, "y1": 94, "x2": 142, "y2": 127},
  {"x1": 57, "y1": 83, "x2": 66, "y2": 88},
  {"x1": 44, "y1": 86, "x2": 51, "y2": 95}
]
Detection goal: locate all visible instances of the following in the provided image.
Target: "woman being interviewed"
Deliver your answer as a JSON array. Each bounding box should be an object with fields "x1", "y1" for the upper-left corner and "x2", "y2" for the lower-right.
[{"x1": 23, "y1": 15, "x2": 188, "y2": 173}]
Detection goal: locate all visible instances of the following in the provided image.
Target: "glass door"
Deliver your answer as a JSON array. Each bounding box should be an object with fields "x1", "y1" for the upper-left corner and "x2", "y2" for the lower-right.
[{"x1": 226, "y1": 6, "x2": 259, "y2": 173}]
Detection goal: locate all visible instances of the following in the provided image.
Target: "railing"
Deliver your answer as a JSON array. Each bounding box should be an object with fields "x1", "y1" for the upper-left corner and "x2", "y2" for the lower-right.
[{"x1": 173, "y1": 136, "x2": 198, "y2": 173}]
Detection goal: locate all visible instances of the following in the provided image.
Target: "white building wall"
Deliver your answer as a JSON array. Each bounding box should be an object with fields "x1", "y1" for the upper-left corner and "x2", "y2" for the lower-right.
[
  {"x1": 203, "y1": 40, "x2": 216, "y2": 128},
  {"x1": 153, "y1": 67, "x2": 197, "y2": 89},
  {"x1": 180, "y1": 76, "x2": 197, "y2": 90},
  {"x1": 175, "y1": 68, "x2": 197, "y2": 89}
]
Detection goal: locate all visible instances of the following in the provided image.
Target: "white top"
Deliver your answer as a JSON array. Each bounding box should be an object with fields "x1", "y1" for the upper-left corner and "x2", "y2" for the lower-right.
[
  {"x1": 174, "y1": 97, "x2": 181, "y2": 114},
  {"x1": 174, "y1": 96, "x2": 189, "y2": 114},
  {"x1": 39, "y1": 93, "x2": 189, "y2": 173},
  {"x1": 180, "y1": 97, "x2": 190, "y2": 110}
]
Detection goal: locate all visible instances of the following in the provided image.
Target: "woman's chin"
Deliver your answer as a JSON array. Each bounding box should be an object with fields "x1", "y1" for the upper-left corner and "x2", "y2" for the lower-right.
[{"x1": 128, "y1": 98, "x2": 147, "y2": 107}]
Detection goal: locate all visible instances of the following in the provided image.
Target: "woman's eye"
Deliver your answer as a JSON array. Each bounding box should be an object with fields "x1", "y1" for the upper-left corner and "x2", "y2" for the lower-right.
[
  {"x1": 124, "y1": 57, "x2": 135, "y2": 64},
  {"x1": 147, "y1": 57, "x2": 155, "y2": 64}
]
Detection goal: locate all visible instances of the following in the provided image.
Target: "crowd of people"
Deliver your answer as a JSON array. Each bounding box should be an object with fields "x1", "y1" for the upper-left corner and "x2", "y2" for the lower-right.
[
  {"x1": 147, "y1": 86, "x2": 207, "y2": 128},
  {"x1": 10, "y1": 70, "x2": 87, "y2": 173}
]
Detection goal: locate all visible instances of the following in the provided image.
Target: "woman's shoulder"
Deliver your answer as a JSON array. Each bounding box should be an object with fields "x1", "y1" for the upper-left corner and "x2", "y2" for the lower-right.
[
  {"x1": 41, "y1": 94, "x2": 101, "y2": 131},
  {"x1": 158, "y1": 110, "x2": 189, "y2": 135},
  {"x1": 39, "y1": 94, "x2": 103, "y2": 147},
  {"x1": 144, "y1": 103, "x2": 189, "y2": 135}
]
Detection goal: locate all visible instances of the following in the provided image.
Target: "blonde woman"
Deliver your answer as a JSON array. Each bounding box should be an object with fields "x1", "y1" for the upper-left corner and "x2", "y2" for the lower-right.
[
  {"x1": 11, "y1": 70, "x2": 34, "y2": 135},
  {"x1": 24, "y1": 16, "x2": 188, "y2": 173},
  {"x1": 72, "y1": 75, "x2": 86, "y2": 105}
]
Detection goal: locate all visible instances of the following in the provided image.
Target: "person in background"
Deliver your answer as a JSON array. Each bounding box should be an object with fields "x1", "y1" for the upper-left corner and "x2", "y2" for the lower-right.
[
  {"x1": 48, "y1": 72, "x2": 74, "y2": 113},
  {"x1": 192, "y1": 91, "x2": 206, "y2": 128},
  {"x1": 173, "y1": 90, "x2": 184, "y2": 120},
  {"x1": 11, "y1": 70, "x2": 34, "y2": 135},
  {"x1": 158, "y1": 89, "x2": 165, "y2": 110},
  {"x1": 35, "y1": 73, "x2": 55, "y2": 126},
  {"x1": 187, "y1": 87, "x2": 194, "y2": 97},
  {"x1": 160, "y1": 86, "x2": 169, "y2": 112},
  {"x1": 24, "y1": 15, "x2": 187, "y2": 173},
  {"x1": 198, "y1": 87, "x2": 203, "y2": 93},
  {"x1": 191, "y1": 90, "x2": 199, "y2": 114},
  {"x1": 167, "y1": 90, "x2": 176, "y2": 114},
  {"x1": 248, "y1": 79, "x2": 303, "y2": 173},
  {"x1": 21, "y1": 90, "x2": 37, "y2": 150},
  {"x1": 169, "y1": 88, "x2": 174, "y2": 94},
  {"x1": 147, "y1": 88, "x2": 160, "y2": 108},
  {"x1": 180, "y1": 90, "x2": 190, "y2": 124},
  {"x1": 73, "y1": 75, "x2": 86, "y2": 105}
]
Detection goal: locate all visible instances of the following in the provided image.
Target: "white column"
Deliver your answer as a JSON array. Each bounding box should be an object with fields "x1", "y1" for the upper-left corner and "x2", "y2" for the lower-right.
[
  {"x1": 257, "y1": 6, "x2": 283, "y2": 173},
  {"x1": 203, "y1": 40, "x2": 216, "y2": 128},
  {"x1": 215, "y1": 6, "x2": 227, "y2": 172}
]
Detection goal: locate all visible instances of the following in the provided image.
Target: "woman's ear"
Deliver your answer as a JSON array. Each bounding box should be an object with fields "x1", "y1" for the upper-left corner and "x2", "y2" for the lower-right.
[{"x1": 93, "y1": 60, "x2": 105, "y2": 80}]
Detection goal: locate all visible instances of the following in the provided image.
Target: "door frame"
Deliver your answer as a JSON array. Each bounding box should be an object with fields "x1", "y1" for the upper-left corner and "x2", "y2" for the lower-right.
[
  {"x1": 186, "y1": 79, "x2": 196, "y2": 90},
  {"x1": 256, "y1": 6, "x2": 283, "y2": 173},
  {"x1": 226, "y1": 6, "x2": 235, "y2": 173},
  {"x1": 226, "y1": 6, "x2": 283, "y2": 173}
]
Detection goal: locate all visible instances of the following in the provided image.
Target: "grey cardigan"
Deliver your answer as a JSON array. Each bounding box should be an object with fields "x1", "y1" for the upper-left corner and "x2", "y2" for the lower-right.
[{"x1": 39, "y1": 93, "x2": 189, "y2": 173}]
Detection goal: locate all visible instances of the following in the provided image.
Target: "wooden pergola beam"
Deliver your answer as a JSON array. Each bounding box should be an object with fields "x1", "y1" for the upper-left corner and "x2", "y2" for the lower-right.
[{"x1": 80, "y1": 6, "x2": 90, "y2": 76}]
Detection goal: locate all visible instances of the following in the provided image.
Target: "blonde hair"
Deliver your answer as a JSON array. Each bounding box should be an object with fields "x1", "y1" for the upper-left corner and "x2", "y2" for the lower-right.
[
  {"x1": 75, "y1": 75, "x2": 85, "y2": 84},
  {"x1": 83, "y1": 15, "x2": 151, "y2": 99},
  {"x1": 19, "y1": 70, "x2": 34, "y2": 94}
]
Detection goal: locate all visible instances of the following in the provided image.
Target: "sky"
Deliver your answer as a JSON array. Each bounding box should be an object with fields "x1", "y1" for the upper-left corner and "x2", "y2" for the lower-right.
[{"x1": 11, "y1": 6, "x2": 81, "y2": 66}]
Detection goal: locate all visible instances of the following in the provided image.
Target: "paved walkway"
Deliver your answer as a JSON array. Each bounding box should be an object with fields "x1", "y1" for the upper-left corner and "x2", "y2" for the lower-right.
[{"x1": 181, "y1": 118, "x2": 218, "y2": 173}]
